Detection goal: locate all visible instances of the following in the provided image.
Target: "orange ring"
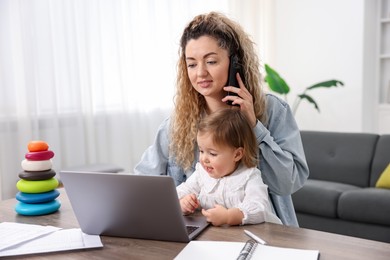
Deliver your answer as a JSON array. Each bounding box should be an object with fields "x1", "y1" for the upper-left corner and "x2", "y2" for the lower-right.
[{"x1": 27, "y1": 141, "x2": 49, "y2": 152}]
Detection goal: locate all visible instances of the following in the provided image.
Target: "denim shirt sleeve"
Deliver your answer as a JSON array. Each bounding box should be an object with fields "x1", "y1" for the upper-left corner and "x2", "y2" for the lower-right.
[
  {"x1": 133, "y1": 117, "x2": 188, "y2": 186},
  {"x1": 255, "y1": 94, "x2": 309, "y2": 196}
]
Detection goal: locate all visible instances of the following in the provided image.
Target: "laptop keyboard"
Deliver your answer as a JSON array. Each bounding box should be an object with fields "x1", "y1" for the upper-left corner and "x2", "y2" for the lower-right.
[{"x1": 186, "y1": 225, "x2": 200, "y2": 235}]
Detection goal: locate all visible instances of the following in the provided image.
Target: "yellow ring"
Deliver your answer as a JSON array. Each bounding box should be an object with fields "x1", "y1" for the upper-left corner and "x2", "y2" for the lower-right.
[{"x1": 16, "y1": 178, "x2": 59, "y2": 193}]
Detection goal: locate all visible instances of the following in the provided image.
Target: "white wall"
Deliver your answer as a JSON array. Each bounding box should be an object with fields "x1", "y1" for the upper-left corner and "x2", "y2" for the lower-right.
[{"x1": 271, "y1": 0, "x2": 366, "y2": 132}]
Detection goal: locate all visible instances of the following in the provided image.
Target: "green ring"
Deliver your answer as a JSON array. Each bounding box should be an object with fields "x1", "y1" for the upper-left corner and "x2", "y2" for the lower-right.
[{"x1": 16, "y1": 178, "x2": 59, "y2": 193}]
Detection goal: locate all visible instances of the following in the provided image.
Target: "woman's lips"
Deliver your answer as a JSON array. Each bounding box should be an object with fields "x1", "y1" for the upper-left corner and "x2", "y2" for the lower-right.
[{"x1": 198, "y1": 80, "x2": 212, "y2": 88}]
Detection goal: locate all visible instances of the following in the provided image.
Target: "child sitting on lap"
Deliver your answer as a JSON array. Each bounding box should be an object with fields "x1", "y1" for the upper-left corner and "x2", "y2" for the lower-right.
[{"x1": 176, "y1": 108, "x2": 282, "y2": 226}]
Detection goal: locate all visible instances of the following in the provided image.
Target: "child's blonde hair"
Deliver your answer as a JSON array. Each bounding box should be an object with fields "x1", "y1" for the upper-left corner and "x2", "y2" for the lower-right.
[{"x1": 197, "y1": 108, "x2": 258, "y2": 167}]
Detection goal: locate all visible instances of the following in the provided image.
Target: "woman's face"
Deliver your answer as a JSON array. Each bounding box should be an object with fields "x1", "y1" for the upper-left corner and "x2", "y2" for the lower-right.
[{"x1": 185, "y1": 36, "x2": 230, "y2": 101}]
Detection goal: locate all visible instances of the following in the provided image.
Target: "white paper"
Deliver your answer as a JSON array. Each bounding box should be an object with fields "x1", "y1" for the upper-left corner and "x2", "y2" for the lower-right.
[
  {"x1": 174, "y1": 241, "x2": 319, "y2": 260},
  {"x1": 175, "y1": 241, "x2": 244, "y2": 260},
  {"x1": 0, "y1": 222, "x2": 103, "y2": 257},
  {"x1": 0, "y1": 222, "x2": 61, "y2": 250}
]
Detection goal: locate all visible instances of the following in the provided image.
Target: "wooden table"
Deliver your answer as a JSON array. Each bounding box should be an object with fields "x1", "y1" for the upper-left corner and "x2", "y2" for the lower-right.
[{"x1": 1, "y1": 190, "x2": 389, "y2": 259}]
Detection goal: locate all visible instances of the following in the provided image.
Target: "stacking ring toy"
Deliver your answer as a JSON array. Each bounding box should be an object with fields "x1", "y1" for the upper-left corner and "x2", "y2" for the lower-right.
[
  {"x1": 27, "y1": 141, "x2": 49, "y2": 152},
  {"x1": 21, "y1": 159, "x2": 52, "y2": 171},
  {"x1": 25, "y1": 150, "x2": 55, "y2": 161},
  {"x1": 18, "y1": 169, "x2": 56, "y2": 181},
  {"x1": 16, "y1": 178, "x2": 59, "y2": 193},
  {"x1": 16, "y1": 190, "x2": 60, "y2": 204},
  {"x1": 15, "y1": 199, "x2": 61, "y2": 216}
]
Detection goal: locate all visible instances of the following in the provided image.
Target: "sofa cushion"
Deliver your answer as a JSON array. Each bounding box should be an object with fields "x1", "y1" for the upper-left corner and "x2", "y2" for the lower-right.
[
  {"x1": 300, "y1": 131, "x2": 378, "y2": 187},
  {"x1": 338, "y1": 188, "x2": 390, "y2": 226},
  {"x1": 376, "y1": 164, "x2": 390, "y2": 189},
  {"x1": 292, "y1": 179, "x2": 359, "y2": 218},
  {"x1": 370, "y1": 135, "x2": 390, "y2": 187}
]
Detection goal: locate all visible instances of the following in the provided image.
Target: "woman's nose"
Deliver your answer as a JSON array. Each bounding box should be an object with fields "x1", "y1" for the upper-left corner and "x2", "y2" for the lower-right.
[{"x1": 197, "y1": 63, "x2": 208, "y2": 77}]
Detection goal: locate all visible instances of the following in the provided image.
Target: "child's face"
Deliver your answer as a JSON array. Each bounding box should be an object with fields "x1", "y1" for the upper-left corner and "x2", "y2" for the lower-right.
[{"x1": 197, "y1": 131, "x2": 243, "y2": 179}]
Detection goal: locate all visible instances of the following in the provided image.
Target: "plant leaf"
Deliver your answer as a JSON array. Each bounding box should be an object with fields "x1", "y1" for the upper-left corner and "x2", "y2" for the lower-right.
[
  {"x1": 298, "y1": 93, "x2": 320, "y2": 112},
  {"x1": 306, "y1": 80, "x2": 344, "y2": 91},
  {"x1": 264, "y1": 64, "x2": 290, "y2": 94}
]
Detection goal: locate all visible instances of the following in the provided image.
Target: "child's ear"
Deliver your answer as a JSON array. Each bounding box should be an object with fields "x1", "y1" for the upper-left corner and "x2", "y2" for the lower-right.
[{"x1": 233, "y1": 147, "x2": 244, "y2": 162}]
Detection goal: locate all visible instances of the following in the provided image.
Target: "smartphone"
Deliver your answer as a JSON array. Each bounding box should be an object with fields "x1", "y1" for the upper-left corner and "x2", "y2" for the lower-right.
[{"x1": 226, "y1": 54, "x2": 244, "y2": 106}]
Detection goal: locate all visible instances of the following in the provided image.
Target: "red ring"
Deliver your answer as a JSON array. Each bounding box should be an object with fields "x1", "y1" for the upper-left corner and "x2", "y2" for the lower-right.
[{"x1": 25, "y1": 150, "x2": 55, "y2": 161}]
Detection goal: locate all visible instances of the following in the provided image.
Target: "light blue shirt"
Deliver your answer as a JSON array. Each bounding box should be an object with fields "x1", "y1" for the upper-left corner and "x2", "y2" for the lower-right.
[{"x1": 134, "y1": 94, "x2": 309, "y2": 227}]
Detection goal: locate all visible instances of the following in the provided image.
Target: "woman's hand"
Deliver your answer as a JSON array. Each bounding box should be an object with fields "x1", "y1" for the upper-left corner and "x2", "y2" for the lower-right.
[
  {"x1": 179, "y1": 194, "x2": 200, "y2": 215},
  {"x1": 222, "y1": 73, "x2": 257, "y2": 127}
]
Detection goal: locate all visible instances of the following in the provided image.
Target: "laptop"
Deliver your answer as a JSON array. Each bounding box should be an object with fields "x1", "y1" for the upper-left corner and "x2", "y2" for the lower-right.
[{"x1": 59, "y1": 171, "x2": 209, "y2": 242}]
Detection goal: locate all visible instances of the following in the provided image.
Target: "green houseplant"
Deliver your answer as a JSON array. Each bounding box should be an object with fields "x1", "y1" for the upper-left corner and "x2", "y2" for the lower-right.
[{"x1": 264, "y1": 64, "x2": 344, "y2": 115}]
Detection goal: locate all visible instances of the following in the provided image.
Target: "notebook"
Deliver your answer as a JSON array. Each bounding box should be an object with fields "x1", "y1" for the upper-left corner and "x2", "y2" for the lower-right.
[
  {"x1": 175, "y1": 240, "x2": 320, "y2": 260},
  {"x1": 59, "y1": 171, "x2": 209, "y2": 242}
]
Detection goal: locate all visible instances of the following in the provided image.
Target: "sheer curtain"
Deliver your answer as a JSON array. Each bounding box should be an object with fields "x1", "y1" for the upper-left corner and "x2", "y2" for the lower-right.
[{"x1": 0, "y1": 0, "x2": 272, "y2": 200}]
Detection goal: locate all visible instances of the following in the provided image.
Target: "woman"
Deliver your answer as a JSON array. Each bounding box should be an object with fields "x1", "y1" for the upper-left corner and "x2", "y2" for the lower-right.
[{"x1": 135, "y1": 12, "x2": 309, "y2": 226}]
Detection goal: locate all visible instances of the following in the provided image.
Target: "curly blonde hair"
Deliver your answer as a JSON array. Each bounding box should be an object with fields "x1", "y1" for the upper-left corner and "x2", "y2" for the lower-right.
[{"x1": 171, "y1": 12, "x2": 267, "y2": 171}]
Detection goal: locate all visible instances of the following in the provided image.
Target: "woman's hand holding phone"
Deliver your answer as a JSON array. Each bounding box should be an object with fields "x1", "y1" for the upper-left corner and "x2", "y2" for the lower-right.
[{"x1": 223, "y1": 55, "x2": 257, "y2": 127}]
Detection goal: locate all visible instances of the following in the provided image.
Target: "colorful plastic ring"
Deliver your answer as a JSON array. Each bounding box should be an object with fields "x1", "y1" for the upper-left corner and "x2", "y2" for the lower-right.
[
  {"x1": 21, "y1": 159, "x2": 52, "y2": 171},
  {"x1": 25, "y1": 150, "x2": 55, "y2": 161},
  {"x1": 16, "y1": 190, "x2": 60, "y2": 204},
  {"x1": 16, "y1": 178, "x2": 59, "y2": 193},
  {"x1": 18, "y1": 169, "x2": 56, "y2": 181},
  {"x1": 15, "y1": 199, "x2": 61, "y2": 216},
  {"x1": 27, "y1": 141, "x2": 49, "y2": 152}
]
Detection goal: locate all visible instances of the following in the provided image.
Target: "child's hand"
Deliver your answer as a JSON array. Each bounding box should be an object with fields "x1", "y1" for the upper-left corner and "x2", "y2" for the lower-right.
[
  {"x1": 202, "y1": 205, "x2": 244, "y2": 226},
  {"x1": 202, "y1": 205, "x2": 228, "y2": 226},
  {"x1": 179, "y1": 194, "x2": 200, "y2": 215}
]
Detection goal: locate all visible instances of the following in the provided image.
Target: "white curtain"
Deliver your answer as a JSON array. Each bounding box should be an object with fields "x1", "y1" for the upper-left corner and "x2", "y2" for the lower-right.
[{"x1": 0, "y1": 0, "x2": 272, "y2": 200}]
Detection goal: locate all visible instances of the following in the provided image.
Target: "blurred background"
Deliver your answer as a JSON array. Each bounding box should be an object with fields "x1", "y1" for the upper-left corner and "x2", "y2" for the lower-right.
[{"x1": 0, "y1": 0, "x2": 388, "y2": 199}]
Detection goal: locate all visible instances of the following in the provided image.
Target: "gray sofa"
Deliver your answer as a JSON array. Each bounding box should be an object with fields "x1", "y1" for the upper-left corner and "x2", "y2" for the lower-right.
[{"x1": 292, "y1": 131, "x2": 390, "y2": 243}]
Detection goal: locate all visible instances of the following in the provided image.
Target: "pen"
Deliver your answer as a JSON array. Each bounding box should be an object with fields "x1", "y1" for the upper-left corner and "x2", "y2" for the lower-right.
[{"x1": 244, "y1": 229, "x2": 267, "y2": 245}]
